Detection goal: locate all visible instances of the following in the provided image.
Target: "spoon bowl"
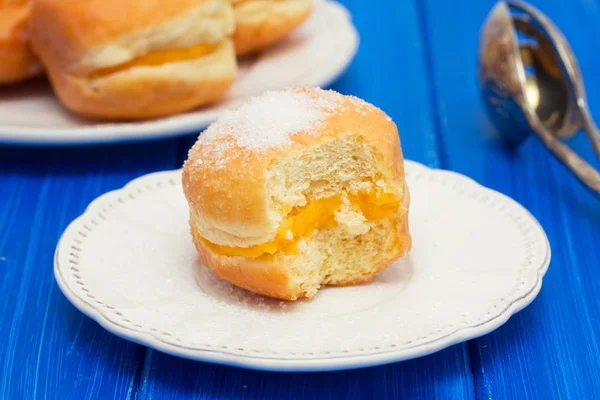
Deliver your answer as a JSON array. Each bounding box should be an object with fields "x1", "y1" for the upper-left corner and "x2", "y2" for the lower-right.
[
  {"x1": 510, "y1": 1, "x2": 584, "y2": 139},
  {"x1": 478, "y1": 1, "x2": 535, "y2": 145}
]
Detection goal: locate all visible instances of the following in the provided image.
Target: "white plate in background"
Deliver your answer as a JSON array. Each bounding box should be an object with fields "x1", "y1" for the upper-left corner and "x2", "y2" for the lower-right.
[{"x1": 0, "y1": 0, "x2": 358, "y2": 146}]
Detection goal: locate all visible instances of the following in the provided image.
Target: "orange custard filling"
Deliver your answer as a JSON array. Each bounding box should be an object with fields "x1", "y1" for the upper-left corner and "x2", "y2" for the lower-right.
[
  {"x1": 89, "y1": 42, "x2": 220, "y2": 78},
  {"x1": 197, "y1": 191, "x2": 401, "y2": 259}
]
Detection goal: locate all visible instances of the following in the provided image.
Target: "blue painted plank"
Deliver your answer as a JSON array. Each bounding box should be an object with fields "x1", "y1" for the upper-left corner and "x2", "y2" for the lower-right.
[
  {"x1": 139, "y1": 346, "x2": 472, "y2": 400},
  {"x1": 138, "y1": 1, "x2": 475, "y2": 399},
  {"x1": 0, "y1": 141, "x2": 180, "y2": 399},
  {"x1": 420, "y1": 0, "x2": 600, "y2": 398}
]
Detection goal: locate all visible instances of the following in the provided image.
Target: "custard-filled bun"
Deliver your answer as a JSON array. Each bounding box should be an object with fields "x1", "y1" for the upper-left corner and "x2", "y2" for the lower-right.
[
  {"x1": 230, "y1": 0, "x2": 312, "y2": 56},
  {"x1": 30, "y1": 0, "x2": 238, "y2": 120},
  {"x1": 182, "y1": 87, "x2": 411, "y2": 300}
]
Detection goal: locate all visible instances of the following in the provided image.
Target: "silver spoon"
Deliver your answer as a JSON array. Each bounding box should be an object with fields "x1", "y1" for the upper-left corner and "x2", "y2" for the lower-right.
[{"x1": 478, "y1": 0, "x2": 600, "y2": 196}]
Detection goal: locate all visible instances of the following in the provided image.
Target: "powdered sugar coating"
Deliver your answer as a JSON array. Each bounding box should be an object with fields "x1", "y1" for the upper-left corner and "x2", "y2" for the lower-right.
[{"x1": 186, "y1": 87, "x2": 342, "y2": 170}]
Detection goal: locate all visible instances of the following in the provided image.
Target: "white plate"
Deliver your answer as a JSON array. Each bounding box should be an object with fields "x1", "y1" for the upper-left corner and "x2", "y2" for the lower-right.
[
  {"x1": 54, "y1": 161, "x2": 550, "y2": 372},
  {"x1": 0, "y1": 0, "x2": 357, "y2": 146}
]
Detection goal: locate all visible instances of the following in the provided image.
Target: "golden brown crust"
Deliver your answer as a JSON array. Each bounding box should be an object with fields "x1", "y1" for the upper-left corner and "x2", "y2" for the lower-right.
[
  {"x1": 182, "y1": 87, "x2": 406, "y2": 242},
  {"x1": 0, "y1": 0, "x2": 27, "y2": 7},
  {"x1": 0, "y1": 2, "x2": 42, "y2": 84},
  {"x1": 30, "y1": 0, "x2": 217, "y2": 50},
  {"x1": 42, "y1": 40, "x2": 236, "y2": 120},
  {"x1": 47, "y1": 72, "x2": 234, "y2": 121},
  {"x1": 191, "y1": 210, "x2": 412, "y2": 301},
  {"x1": 192, "y1": 222, "x2": 302, "y2": 300},
  {"x1": 232, "y1": 0, "x2": 312, "y2": 56},
  {"x1": 183, "y1": 146, "x2": 274, "y2": 244},
  {"x1": 30, "y1": 0, "x2": 235, "y2": 76}
]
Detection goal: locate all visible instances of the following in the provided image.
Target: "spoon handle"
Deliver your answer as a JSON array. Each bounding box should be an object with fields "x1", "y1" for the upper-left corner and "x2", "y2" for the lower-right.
[
  {"x1": 579, "y1": 106, "x2": 600, "y2": 161},
  {"x1": 535, "y1": 125, "x2": 600, "y2": 196}
]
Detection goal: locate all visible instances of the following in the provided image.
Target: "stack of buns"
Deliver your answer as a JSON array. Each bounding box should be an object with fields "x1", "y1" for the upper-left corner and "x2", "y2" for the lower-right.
[
  {"x1": 0, "y1": 0, "x2": 312, "y2": 120},
  {"x1": 182, "y1": 87, "x2": 412, "y2": 300}
]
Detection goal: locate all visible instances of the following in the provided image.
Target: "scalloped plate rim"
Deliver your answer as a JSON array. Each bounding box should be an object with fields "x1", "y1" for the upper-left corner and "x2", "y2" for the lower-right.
[{"x1": 53, "y1": 160, "x2": 551, "y2": 372}]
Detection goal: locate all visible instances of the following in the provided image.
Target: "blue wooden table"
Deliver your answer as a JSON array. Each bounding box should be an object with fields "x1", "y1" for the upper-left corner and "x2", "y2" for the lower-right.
[{"x1": 1, "y1": 0, "x2": 599, "y2": 398}]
